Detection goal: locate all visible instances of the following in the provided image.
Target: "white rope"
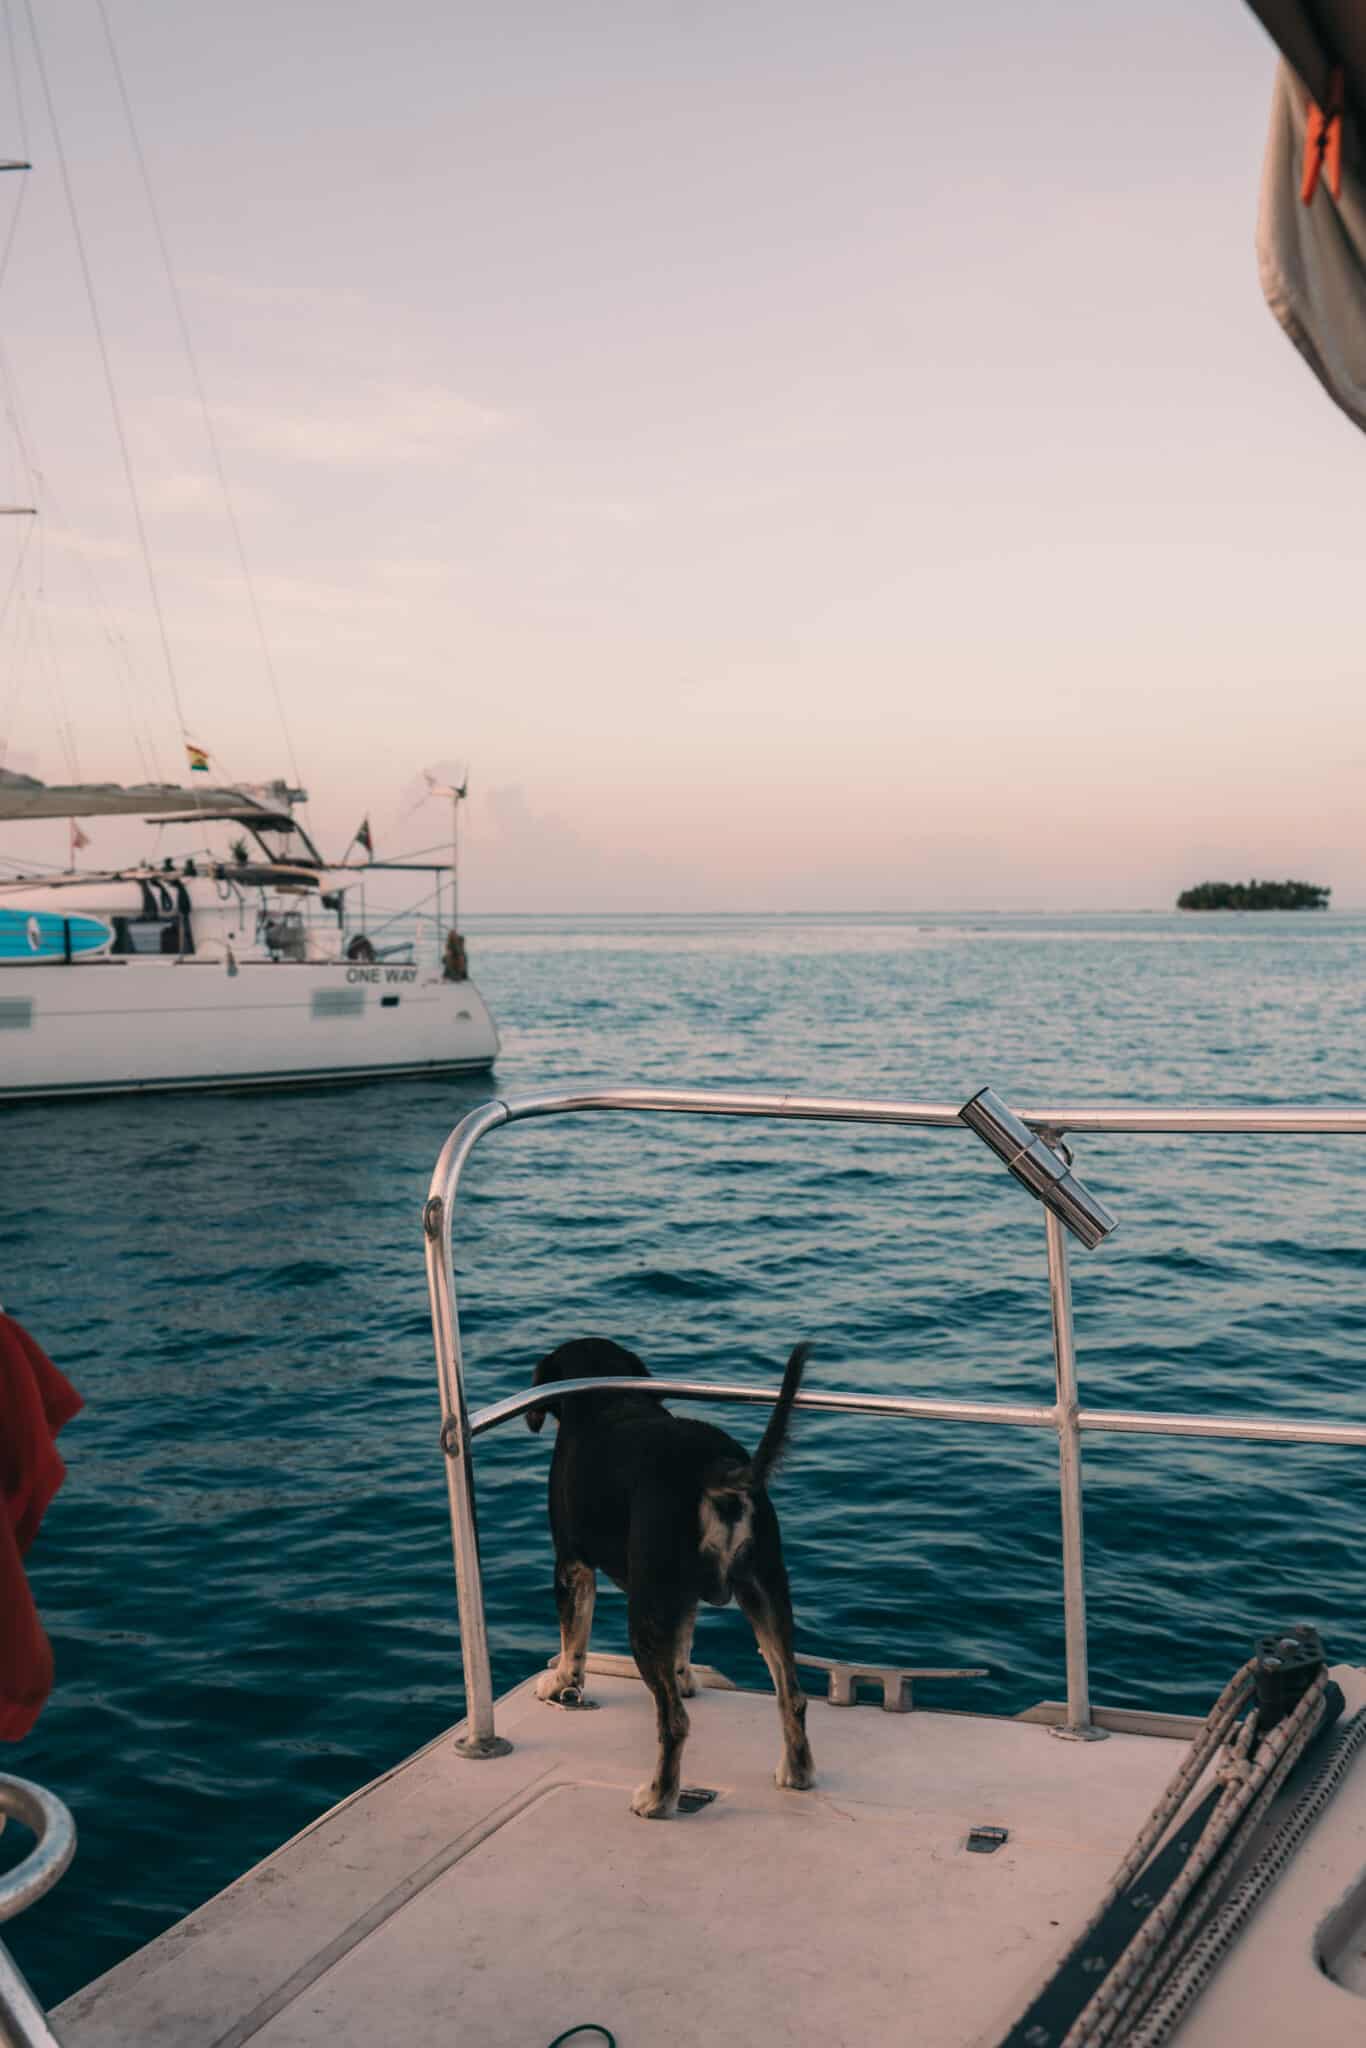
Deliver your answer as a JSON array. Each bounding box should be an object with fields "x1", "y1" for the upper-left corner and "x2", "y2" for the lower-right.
[
  {"x1": 1128, "y1": 1706, "x2": 1366, "y2": 2046},
  {"x1": 1059, "y1": 1671, "x2": 1330, "y2": 2046},
  {"x1": 1112, "y1": 1687, "x2": 1334, "y2": 2044},
  {"x1": 1091, "y1": 1659, "x2": 1257, "y2": 1916}
]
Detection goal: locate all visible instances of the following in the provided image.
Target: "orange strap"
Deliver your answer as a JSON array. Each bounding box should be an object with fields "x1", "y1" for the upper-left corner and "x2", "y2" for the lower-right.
[{"x1": 1302, "y1": 65, "x2": 1345, "y2": 204}]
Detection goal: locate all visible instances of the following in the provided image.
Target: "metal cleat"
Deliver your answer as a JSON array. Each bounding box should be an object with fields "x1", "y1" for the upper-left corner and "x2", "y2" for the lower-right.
[{"x1": 794, "y1": 1652, "x2": 988, "y2": 1712}]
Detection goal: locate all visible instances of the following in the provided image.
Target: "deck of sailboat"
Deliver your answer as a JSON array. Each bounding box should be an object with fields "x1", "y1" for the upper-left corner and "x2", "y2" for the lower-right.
[{"x1": 49, "y1": 1659, "x2": 1366, "y2": 2048}]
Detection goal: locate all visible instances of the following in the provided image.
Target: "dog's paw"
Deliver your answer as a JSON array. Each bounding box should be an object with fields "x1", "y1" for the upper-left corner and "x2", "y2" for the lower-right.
[
  {"x1": 775, "y1": 1756, "x2": 815, "y2": 1791},
  {"x1": 535, "y1": 1669, "x2": 587, "y2": 1706},
  {"x1": 675, "y1": 1663, "x2": 698, "y2": 1699},
  {"x1": 631, "y1": 1781, "x2": 679, "y2": 1820}
]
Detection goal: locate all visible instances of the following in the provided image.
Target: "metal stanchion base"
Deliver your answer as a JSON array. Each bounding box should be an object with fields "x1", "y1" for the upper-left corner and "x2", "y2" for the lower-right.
[
  {"x1": 1048, "y1": 1722, "x2": 1110, "y2": 1743},
  {"x1": 453, "y1": 1734, "x2": 514, "y2": 1759}
]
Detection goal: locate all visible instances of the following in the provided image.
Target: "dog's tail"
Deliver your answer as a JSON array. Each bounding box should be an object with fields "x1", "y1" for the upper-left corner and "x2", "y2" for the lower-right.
[
  {"x1": 695, "y1": 1347, "x2": 810, "y2": 1606},
  {"x1": 751, "y1": 1342, "x2": 811, "y2": 1489}
]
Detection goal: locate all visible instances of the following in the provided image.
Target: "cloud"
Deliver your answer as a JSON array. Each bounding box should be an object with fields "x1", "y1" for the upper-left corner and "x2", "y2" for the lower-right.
[
  {"x1": 43, "y1": 526, "x2": 138, "y2": 565},
  {"x1": 465, "y1": 782, "x2": 686, "y2": 911},
  {"x1": 213, "y1": 382, "x2": 511, "y2": 468},
  {"x1": 185, "y1": 274, "x2": 372, "y2": 320},
  {"x1": 373, "y1": 557, "x2": 454, "y2": 588}
]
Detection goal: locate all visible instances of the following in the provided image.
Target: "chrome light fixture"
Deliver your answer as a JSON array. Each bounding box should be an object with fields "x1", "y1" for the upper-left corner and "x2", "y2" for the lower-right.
[{"x1": 959, "y1": 1087, "x2": 1117, "y2": 1249}]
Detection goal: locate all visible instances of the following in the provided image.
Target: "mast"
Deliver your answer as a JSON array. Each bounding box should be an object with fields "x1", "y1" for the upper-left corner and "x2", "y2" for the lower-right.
[
  {"x1": 456, "y1": 778, "x2": 466, "y2": 933},
  {"x1": 0, "y1": 162, "x2": 34, "y2": 520},
  {"x1": 424, "y1": 769, "x2": 468, "y2": 936}
]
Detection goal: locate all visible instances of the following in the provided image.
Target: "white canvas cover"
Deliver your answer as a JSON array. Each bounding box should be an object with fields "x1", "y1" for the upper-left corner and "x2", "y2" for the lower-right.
[{"x1": 1255, "y1": 32, "x2": 1366, "y2": 435}]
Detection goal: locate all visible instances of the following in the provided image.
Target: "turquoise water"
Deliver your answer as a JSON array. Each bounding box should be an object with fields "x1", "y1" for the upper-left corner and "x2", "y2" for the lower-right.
[{"x1": 5, "y1": 910, "x2": 1366, "y2": 2007}]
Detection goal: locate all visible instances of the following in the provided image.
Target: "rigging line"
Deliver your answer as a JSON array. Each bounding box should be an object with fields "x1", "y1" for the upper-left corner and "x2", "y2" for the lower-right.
[
  {"x1": 362, "y1": 880, "x2": 444, "y2": 938},
  {"x1": 0, "y1": 336, "x2": 38, "y2": 496},
  {"x1": 0, "y1": 335, "x2": 146, "y2": 781},
  {"x1": 24, "y1": 453, "x2": 167, "y2": 782},
  {"x1": 0, "y1": 171, "x2": 27, "y2": 299},
  {"x1": 0, "y1": 0, "x2": 28, "y2": 295},
  {"x1": 95, "y1": 0, "x2": 308, "y2": 809},
  {"x1": 0, "y1": 513, "x2": 36, "y2": 762},
  {"x1": 0, "y1": 499, "x2": 34, "y2": 637},
  {"x1": 2, "y1": 0, "x2": 28, "y2": 157},
  {"x1": 21, "y1": 0, "x2": 200, "y2": 789},
  {"x1": 100, "y1": 624, "x2": 155, "y2": 782},
  {"x1": 0, "y1": 600, "x2": 38, "y2": 778},
  {"x1": 32, "y1": 515, "x2": 80, "y2": 780},
  {"x1": 357, "y1": 837, "x2": 454, "y2": 864}
]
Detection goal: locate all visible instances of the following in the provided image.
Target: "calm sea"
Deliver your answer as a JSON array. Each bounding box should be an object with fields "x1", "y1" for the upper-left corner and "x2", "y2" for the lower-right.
[{"x1": 5, "y1": 911, "x2": 1366, "y2": 2006}]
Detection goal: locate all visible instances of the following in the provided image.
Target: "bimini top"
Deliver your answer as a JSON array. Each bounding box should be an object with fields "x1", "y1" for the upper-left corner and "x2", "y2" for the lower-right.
[
  {"x1": 0, "y1": 771, "x2": 305, "y2": 833},
  {"x1": 1249, "y1": 0, "x2": 1366, "y2": 436}
]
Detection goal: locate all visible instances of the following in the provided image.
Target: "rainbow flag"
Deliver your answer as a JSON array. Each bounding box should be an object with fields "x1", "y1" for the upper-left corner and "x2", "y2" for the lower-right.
[{"x1": 186, "y1": 742, "x2": 210, "y2": 774}]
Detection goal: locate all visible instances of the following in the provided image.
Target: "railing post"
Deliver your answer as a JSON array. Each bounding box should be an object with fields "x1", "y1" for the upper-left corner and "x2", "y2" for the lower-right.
[
  {"x1": 1043, "y1": 1194, "x2": 1107, "y2": 1741},
  {"x1": 423, "y1": 1186, "x2": 512, "y2": 1759},
  {"x1": 0, "y1": 1939, "x2": 66, "y2": 2048},
  {"x1": 0, "y1": 1772, "x2": 75, "y2": 2048}
]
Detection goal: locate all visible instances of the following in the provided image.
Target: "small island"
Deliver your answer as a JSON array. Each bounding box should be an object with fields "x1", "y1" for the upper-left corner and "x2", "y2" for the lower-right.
[{"x1": 1177, "y1": 879, "x2": 1330, "y2": 911}]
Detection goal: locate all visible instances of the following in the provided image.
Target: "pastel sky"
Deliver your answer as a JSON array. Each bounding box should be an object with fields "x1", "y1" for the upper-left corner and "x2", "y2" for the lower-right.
[{"x1": 0, "y1": 1, "x2": 1361, "y2": 911}]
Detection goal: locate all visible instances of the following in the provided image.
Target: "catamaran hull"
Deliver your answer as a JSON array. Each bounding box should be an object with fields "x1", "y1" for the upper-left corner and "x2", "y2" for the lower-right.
[{"x1": 0, "y1": 959, "x2": 499, "y2": 1100}]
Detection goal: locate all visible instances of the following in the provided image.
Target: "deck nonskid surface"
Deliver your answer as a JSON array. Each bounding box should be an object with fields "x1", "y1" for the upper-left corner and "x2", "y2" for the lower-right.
[{"x1": 58, "y1": 1671, "x2": 1195, "y2": 2048}]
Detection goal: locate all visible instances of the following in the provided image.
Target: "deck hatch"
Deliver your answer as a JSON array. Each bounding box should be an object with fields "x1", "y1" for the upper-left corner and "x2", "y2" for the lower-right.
[
  {"x1": 966, "y1": 1825, "x2": 1009, "y2": 1853},
  {"x1": 312, "y1": 988, "x2": 366, "y2": 1020},
  {"x1": 0, "y1": 997, "x2": 33, "y2": 1029}
]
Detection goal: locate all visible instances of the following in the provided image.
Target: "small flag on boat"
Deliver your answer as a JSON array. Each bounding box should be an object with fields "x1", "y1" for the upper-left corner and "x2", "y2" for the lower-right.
[
  {"x1": 69, "y1": 819, "x2": 90, "y2": 854},
  {"x1": 354, "y1": 817, "x2": 374, "y2": 856},
  {"x1": 186, "y1": 741, "x2": 210, "y2": 774}
]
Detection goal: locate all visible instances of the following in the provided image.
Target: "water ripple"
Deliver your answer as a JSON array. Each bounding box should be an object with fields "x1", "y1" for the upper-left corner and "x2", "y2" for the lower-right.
[{"x1": 6, "y1": 908, "x2": 1366, "y2": 2005}]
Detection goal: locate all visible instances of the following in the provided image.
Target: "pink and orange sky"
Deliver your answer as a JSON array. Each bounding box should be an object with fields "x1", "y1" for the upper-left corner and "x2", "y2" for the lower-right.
[{"x1": 0, "y1": 2, "x2": 1361, "y2": 910}]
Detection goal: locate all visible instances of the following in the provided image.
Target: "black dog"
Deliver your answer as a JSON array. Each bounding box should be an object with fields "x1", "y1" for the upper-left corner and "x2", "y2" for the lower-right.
[{"x1": 527, "y1": 1336, "x2": 815, "y2": 1819}]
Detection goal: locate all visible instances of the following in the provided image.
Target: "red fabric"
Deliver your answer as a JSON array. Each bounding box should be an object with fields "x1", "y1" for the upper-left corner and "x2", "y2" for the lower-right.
[{"x1": 0, "y1": 1315, "x2": 81, "y2": 1741}]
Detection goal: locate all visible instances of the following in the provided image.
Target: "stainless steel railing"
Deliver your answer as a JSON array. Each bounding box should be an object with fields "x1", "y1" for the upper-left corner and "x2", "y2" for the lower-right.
[
  {"x1": 0, "y1": 1775, "x2": 76, "y2": 2048},
  {"x1": 424, "y1": 1087, "x2": 1366, "y2": 1758}
]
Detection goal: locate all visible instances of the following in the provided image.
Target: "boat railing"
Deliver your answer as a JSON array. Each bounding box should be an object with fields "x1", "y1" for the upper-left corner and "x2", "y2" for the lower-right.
[
  {"x1": 424, "y1": 1088, "x2": 1366, "y2": 1757},
  {"x1": 0, "y1": 1773, "x2": 76, "y2": 2048}
]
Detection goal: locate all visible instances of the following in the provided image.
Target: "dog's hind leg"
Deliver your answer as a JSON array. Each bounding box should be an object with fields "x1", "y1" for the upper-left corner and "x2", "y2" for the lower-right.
[
  {"x1": 628, "y1": 1599, "x2": 692, "y2": 1818},
  {"x1": 535, "y1": 1559, "x2": 597, "y2": 1703},
  {"x1": 675, "y1": 1606, "x2": 698, "y2": 1698},
  {"x1": 734, "y1": 1566, "x2": 814, "y2": 1792}
]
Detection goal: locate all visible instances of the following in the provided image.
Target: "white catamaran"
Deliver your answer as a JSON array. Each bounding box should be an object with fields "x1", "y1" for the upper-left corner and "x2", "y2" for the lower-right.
[{"x1": 0, "y1": 770, "x2": 498, "y2": 1099}]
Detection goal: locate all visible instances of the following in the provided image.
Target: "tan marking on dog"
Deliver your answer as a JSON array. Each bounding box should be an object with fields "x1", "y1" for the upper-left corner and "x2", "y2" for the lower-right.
[
  {"x1": 537, "y1": 1560, "x2": 596, "y2": 1702},
  {"x1": 675, "y1": 1611, "x2": 698, "y2": 1697},
  {"x1": 699, "y1": 1489, "x2": 753, "y2": 1590},
  {"x1": 631, "y1": 1778, "x2": 681, "y2": 1819},
  {"x1": 743, "y1": 1596, "x2": 815, "y2": 1792}
]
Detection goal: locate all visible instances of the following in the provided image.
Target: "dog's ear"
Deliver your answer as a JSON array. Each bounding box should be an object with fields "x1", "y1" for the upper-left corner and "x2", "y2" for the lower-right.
[{"x1": 526, "y1": 1353, "x2": 559, "y2": 1433}]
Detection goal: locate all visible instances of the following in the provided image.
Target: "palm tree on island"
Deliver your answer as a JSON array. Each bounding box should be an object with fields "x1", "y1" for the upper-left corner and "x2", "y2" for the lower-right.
[{"x1": 1176, "y1": 879, "x2": 1330, "y2": 911}]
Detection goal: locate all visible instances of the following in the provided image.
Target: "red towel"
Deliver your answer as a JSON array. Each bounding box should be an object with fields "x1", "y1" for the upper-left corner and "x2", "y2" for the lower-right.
[{"x1": 0, "y1": 1314, "x2": 82, "y2": 1741}]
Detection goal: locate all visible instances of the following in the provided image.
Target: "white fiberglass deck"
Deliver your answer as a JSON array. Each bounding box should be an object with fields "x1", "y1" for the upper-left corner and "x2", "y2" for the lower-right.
[{"x1": 54, "y1": 1660, "x2": 1352, "y2": 2048}]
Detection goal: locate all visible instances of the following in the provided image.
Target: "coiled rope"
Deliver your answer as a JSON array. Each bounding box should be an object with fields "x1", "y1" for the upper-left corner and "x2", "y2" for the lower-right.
[
  {"x1": 1128, "y1": 1704, "x2": 1366, "y2": 2045},
  {"x1": 1000, "y1": 1636, "x2": 1345, "y2": 2048},
  {"x1": 1063, "y1": 1669, "x2": 1334, "y2": 2046}
]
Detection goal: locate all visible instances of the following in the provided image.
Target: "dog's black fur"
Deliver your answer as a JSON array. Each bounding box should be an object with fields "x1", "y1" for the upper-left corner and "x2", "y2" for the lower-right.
[{"x1": 527, "y1": 1335, "x2": 815, "y2": 1819}]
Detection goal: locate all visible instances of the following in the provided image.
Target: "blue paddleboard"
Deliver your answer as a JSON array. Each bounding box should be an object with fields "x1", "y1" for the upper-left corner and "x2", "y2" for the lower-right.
[{"x1": 0, "y1": 905, "x2": 114, "y2": 960}]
